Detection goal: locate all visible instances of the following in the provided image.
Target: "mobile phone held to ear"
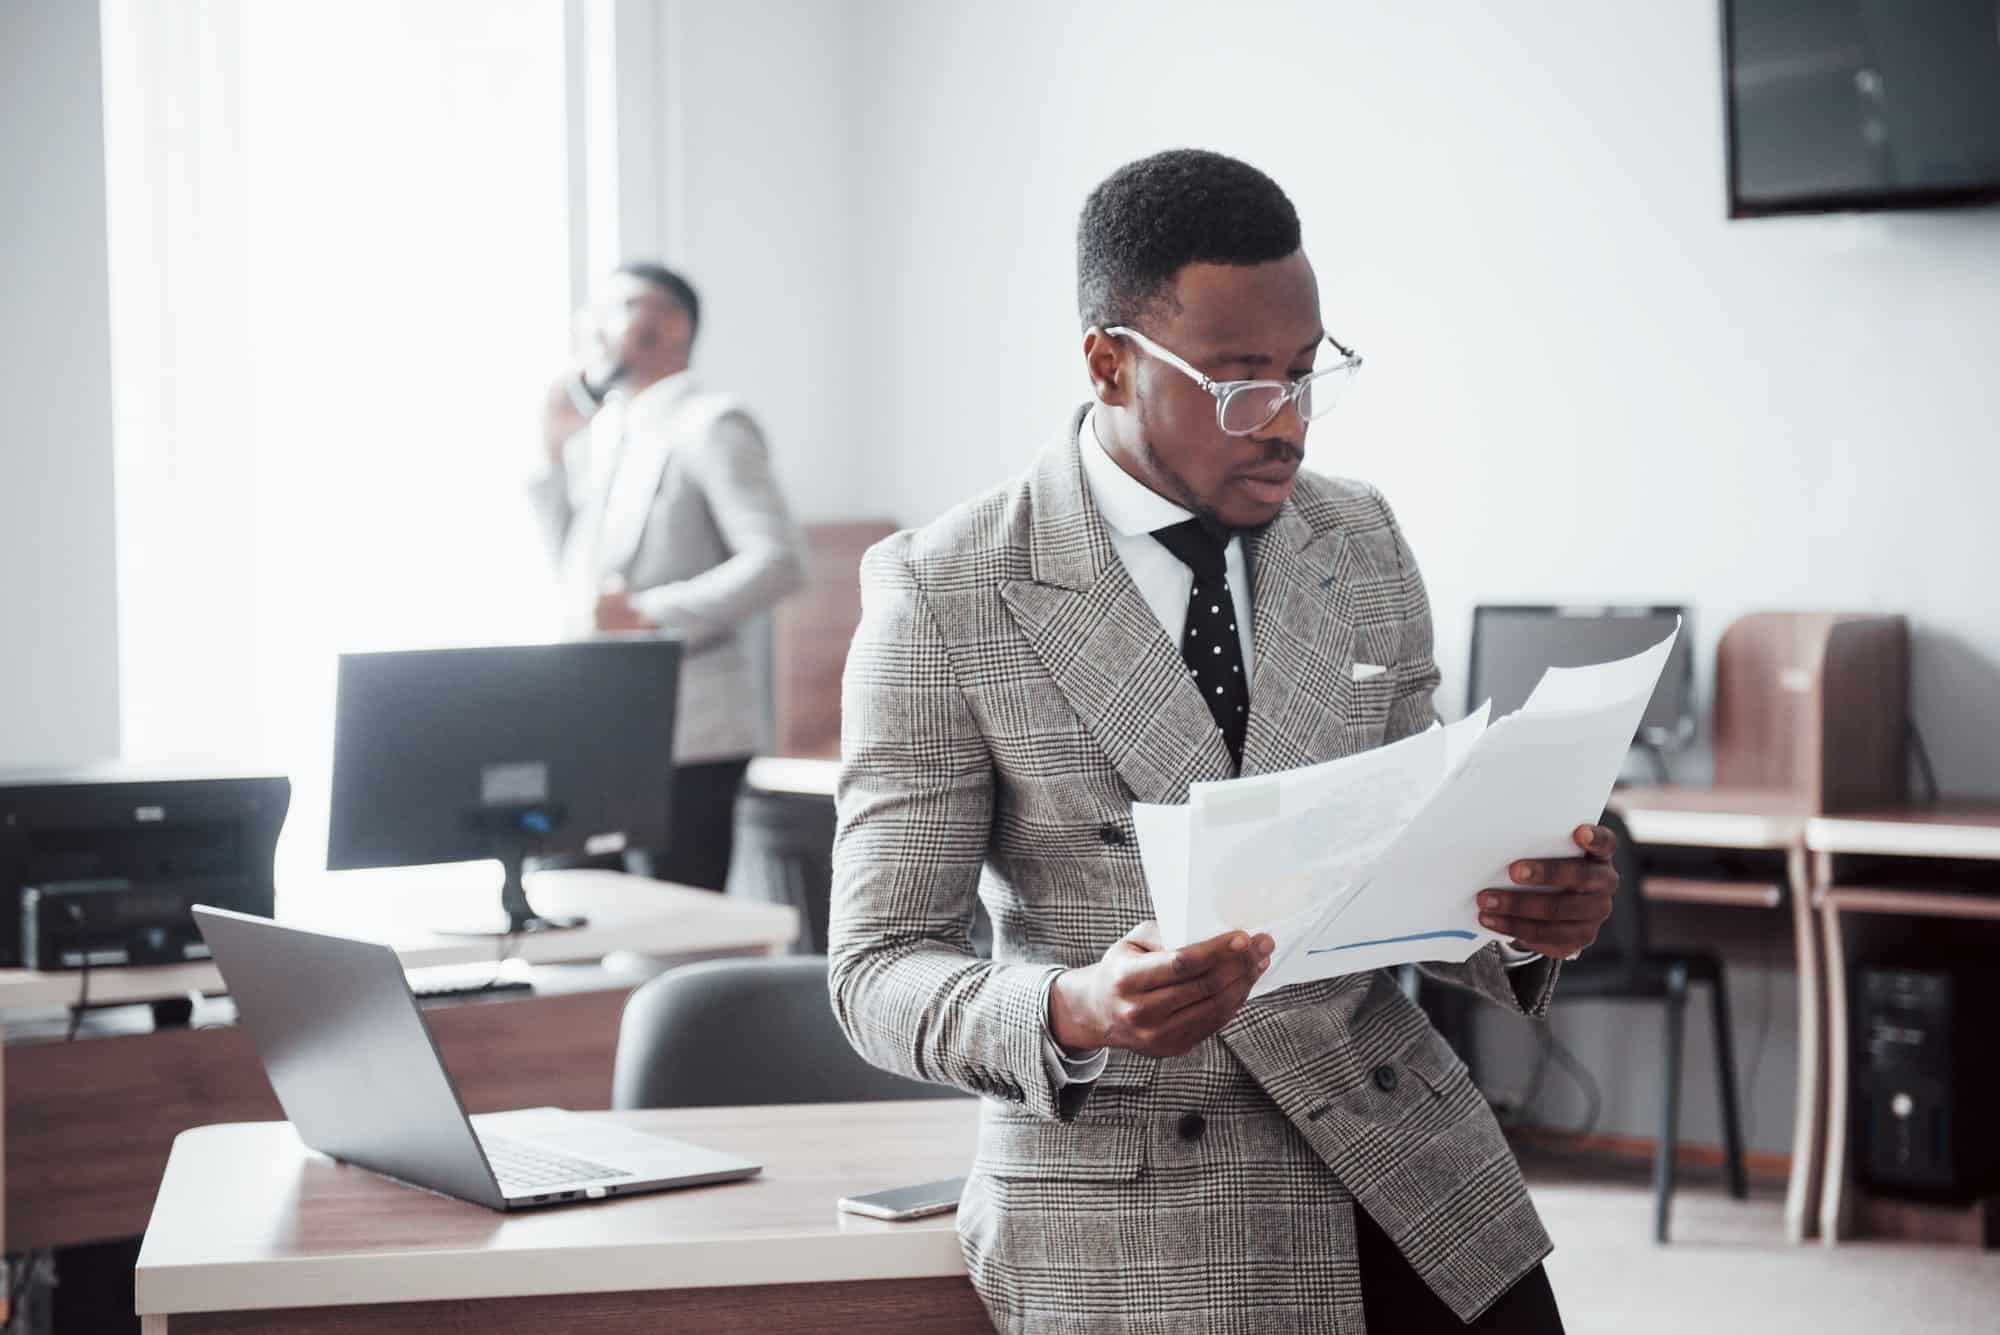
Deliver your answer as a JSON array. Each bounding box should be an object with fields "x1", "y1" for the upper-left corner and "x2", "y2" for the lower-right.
[
  {"x1": 836, "y1": 1175, "x2": 967, "y2": 1222},
  {"x1": 578, "y1": 360, "x2": 628, "y2": 406}
]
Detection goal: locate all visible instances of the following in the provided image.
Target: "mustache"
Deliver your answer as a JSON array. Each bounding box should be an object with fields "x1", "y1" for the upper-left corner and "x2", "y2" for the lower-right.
[{"x1": 1246, "y1": 440, "x2": 1303, "y2": 468}]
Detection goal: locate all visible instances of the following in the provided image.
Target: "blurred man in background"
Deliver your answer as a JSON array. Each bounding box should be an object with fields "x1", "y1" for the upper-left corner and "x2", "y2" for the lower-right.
[{"x1": 533, "y1": 261, "x2": 804, "y2": 890}]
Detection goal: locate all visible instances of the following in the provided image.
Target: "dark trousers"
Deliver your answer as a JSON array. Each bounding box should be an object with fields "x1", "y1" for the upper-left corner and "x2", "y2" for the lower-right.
[
  {"x1": 640, "y1": 755, "x2": 751, "y2": 892},
  {"x1": 543, "y1": 756, "x2": 750, "y2": 893},
  {"x1": 1356, "y1": 1207, "x2": 1565, "y2": 1333}
]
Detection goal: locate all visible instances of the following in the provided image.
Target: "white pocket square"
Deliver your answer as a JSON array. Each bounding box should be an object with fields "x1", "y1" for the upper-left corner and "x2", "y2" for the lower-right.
[{"x1": 1351, "y1": 662, "x2": 1389, "y2": 682}]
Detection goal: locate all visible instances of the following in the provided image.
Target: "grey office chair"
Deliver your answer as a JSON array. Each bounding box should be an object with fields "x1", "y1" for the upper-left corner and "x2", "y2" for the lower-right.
[
  {"x1": 728, "y1": 785, "x2": 994, "y2": 960},
  {"x1": 611, "y1": 954, "x2": 959, "y2": 1109}
]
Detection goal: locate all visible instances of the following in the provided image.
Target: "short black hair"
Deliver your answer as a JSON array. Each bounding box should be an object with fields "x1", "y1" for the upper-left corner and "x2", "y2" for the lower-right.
[
  {"x1": 1076, "y1": 149, "x2": 1301, "y2": 330},
  {"x1": 617, "y1": 260, "x2": 700, "y2": 338}
]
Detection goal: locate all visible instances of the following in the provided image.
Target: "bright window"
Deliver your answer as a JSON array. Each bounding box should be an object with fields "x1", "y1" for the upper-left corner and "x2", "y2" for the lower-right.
[{"x1": 101, "y1": 0, "x2": 573, "y2": 905}]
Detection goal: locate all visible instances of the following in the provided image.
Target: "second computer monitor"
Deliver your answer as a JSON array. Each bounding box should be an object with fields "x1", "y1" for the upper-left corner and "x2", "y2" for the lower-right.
[
  {"x1": 327, "y1": 639, "x2": 681, "y2": 932},
  {"x1": 1467, "y1": 605, "x2": 1694, "y2": 750}
]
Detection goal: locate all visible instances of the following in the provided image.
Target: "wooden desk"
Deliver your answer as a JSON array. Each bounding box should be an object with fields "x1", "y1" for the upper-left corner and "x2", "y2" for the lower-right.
[
  {"x1": 1806, "y1": 802, "x2": 2000, "y2": 1246},
  {"x1": 136, "y1": 1100, "x2": 990, "y2": 1334},
  {"x1": 2, "y1": 873, "x2": 799, "y2": 1255},
  {"x1": 1606, "y1": 785, "x2": 1821, "y2": 1240}
]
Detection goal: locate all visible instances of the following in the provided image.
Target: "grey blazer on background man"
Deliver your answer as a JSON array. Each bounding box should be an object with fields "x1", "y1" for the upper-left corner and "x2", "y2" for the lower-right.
[
  {"x1": 530, "y1": 374, "x2": 804, "y2": 763},
  {"x1": 830, "y1": 408, "x2": 1560, "y2": 1333}
]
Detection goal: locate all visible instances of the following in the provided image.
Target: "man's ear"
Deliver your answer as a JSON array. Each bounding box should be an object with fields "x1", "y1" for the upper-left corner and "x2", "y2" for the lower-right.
[{"x1": 1082, "y1": 327, "x2": 1130, "y2": 407}]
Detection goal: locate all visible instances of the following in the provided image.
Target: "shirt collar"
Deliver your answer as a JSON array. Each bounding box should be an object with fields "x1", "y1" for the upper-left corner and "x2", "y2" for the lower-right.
[
  {"x1": 615, "y1": 369, "x2": 695, "y2": 429},
  {"x1": 1077, "y1": 407, "x2": 1198, "y2": 538}
]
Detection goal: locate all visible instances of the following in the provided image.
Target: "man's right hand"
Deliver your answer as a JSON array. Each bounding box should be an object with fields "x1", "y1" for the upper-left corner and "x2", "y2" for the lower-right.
[
  {"x1": 542, "y1": 372, "x2": 593, "y2": 467},
  {"x1": 1048, "y1": 922, "x2": 1273, "y2": 1059}
]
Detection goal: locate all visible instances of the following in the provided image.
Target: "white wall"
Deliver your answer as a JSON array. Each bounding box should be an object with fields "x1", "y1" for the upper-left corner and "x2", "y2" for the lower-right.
[
  {"x1": 847, "y1": 0, "x2": 2000, "y2": 798},
  {"x1": 842, "y1": 0, "x2": 2000, "y2": 1152},
  {"x1": 0, "y1": 0, "x2": 121, "y2": 769},
  {"x1": 625, "y1": 0, "x2": 862, "y2": 520}
]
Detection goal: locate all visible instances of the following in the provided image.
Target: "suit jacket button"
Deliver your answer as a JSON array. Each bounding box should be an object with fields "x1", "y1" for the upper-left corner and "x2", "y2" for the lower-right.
[
  {"x1": 1372, "y1": 1064, "x2": 1399, "y2": 1093},
  {"x1": 1099, "y1": 823, "x2": 1127, "y2": 847},
  {"x1": 1177, "y1": 1111, "x2": 1206, "y2": 1141}
]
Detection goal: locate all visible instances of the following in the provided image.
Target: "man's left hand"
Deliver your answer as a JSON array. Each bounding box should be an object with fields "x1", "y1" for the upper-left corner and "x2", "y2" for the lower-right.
[
  {"x1": 593, "y1": 584, "x2": 654, "y2": 632},
  {"x1": 1476, "y1": 823, "x2": 1619, "y2": 960}
]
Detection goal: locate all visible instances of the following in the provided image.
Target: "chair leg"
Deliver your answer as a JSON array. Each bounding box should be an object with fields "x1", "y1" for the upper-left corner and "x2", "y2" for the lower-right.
[
  {"x1": 1655, "y1": 967, "x2": 1688, "y2": 1244},
  {"x1": 1707, "y1": 971, "x2": 1750, "y2": 1201}
]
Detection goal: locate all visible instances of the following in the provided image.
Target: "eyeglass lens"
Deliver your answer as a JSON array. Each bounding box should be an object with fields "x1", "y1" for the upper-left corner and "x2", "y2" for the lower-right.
[{"x1": 1218, "y1": 363, "x2": 1356, "y2": 435}]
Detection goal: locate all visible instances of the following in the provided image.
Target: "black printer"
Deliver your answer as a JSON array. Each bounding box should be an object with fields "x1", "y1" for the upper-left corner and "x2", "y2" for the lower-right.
[{"x1": 0, "y1": 768, "x2": 288, "y2": 969}]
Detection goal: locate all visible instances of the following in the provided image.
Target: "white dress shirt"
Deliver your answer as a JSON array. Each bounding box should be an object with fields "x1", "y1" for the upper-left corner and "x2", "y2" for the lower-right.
[
  {"x1": 1077, "y1": 410, "x2": 1256, "y2": 672},
  {"x1": 1041, "y1": 410, "x2": 1530, "y2": 1088}
]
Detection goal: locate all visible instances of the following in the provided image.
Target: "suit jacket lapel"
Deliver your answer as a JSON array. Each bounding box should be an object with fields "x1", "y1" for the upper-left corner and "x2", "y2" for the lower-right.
[
  {"x1": 998, "y1": 418, "x2": 1234, "y2": 806},
  {"x1": 1240, "y1": 501, "x2": 1356, "y2": 776},
  {"x1": 594, "y1": 382, "x2": 698, "y2": 575}
]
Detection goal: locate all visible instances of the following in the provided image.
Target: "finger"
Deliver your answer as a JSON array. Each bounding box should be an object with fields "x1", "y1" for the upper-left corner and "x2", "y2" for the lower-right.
[
  {"x1": 1128, "y1": 951, "x2": 1264, "y2": 1021},
  {"x1": 1479, "y1": 889, "x2": 1610, "y2": 925},
  {"x1": 1118, "y1": 921, "x2": 1164, "y2": 954},
  {"x1": 1121, "y1": 929, "x2": 1253, "y2": 991},
  {"x1": 1504, "y1": 922, "x2": 1599, "y2": 956},
  {"x1": 1145, "y1": 966, "x2": 1260, "y2": 1053},
  {"x1": 1482, "y1": 914, "x2": 1601, "y2": 946},
  {"x1": 1574, "y1": 823, "x2": 1618, "y2": 860},
  {"x1": 1505, "y1": 859, "x2": 1619, "y2": 893}
]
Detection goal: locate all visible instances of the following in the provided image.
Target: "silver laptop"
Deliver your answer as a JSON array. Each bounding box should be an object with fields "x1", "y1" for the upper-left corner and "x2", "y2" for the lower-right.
[{"x1": 194, "y1": 906, "x2": 761, "y2": 1210}]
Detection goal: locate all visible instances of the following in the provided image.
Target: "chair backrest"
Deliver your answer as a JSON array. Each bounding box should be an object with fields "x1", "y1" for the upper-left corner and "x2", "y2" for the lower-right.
[
  {"x1": 1591, "y1": 807, "x2": 1652, "y2": 980},
  {"x1": 611, "y1": 954, "x2": 957, "y2": 1110}
]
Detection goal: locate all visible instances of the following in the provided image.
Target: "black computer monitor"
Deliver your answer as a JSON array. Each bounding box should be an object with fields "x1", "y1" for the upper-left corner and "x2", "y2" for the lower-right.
[
  {"x1": 327, "y1": 640, "x2": 680, "y2": 935},
  {"x1": 1467, "y1": 605, "x2": 1695, "y2": 752}
]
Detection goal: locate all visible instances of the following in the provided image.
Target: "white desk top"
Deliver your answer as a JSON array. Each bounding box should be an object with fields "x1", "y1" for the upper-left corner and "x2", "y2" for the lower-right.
[
  {"x1": 1608, "y1": 784, "x2": 1808, "y2": 851},
  {"x1": 745, "y1": 756, "x2": 839, "y2": 798},
  {"x1": 137, "y1": 1099, "x2": 978, "y2": 1317},
  {"x1": 0, "y1": 870, "x2": 798, "y2": 1013},
  {"x1": 1805, "y1": 801, "x2": 2000, "y2": 860}
]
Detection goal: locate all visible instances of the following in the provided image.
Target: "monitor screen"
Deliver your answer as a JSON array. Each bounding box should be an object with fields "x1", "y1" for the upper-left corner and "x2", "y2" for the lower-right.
[
  {"x1": 1725, "y1": 0, "x2": 2000, "y2": 217},
  {"x1": 1467, "y1": 606, "x2": 1695, "y2": 748},
  {"x1": 326, "y1": 640, "x2": 680, "y2": 873}
]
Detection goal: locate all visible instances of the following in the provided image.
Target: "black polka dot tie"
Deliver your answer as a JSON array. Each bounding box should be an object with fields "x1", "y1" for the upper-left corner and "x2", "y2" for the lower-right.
[{"x1": 1152, "y1": 518, "x2": 1248, "y2": 768}]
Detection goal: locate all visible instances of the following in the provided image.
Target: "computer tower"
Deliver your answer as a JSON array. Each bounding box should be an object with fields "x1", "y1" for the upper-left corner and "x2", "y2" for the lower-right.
[
  {"x1": 0, "y1": 770, "x2": 288, "y2": 968},
  {"x1": 1856, "y1": 963, "x2": 2000, "y2": 1202}
]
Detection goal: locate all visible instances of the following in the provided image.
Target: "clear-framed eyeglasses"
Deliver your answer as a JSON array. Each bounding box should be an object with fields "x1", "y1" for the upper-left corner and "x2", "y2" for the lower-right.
[{"x1": 1103, "y1": 325, "x2": 1363, "y2": 437}]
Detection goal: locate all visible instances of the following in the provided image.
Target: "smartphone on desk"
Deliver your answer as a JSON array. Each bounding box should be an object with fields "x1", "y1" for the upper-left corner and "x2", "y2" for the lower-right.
[{"x1": 837, "y1": 1176, "x2": 966, "y2": 1222}]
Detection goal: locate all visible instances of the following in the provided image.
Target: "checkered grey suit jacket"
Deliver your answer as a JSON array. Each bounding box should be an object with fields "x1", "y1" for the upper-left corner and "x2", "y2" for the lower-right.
[{"x1": 830, "y1": 410, "x2": 1560, "y2": 1334}]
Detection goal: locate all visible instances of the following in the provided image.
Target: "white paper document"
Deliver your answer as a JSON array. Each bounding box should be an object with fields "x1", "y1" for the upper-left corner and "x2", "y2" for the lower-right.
[{"x1": 1134, "y1": 624, "x2": 1679, "y2": 996}]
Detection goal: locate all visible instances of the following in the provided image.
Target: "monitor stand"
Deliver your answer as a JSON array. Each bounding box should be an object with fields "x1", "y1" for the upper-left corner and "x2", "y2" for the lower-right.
[
  {"x1": 433, "y1": 808, "x2": 588, "y2": 937},
  {"x1": 1637, "y1": 740, "x2": 1674, "y2": 785}
]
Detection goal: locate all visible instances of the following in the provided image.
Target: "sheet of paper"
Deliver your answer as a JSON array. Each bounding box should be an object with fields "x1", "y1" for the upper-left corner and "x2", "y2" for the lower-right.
[
  {"x1": 1131, "y1": 801, "x2": 1189, "y2": 949},
  {"x1": 1146, "y1": 709, "x2": 1490, "y2": 950},
  {"x1": 1182, "y1": 725, "x2": 1443, "y2": 943},
  {"x1": 1247, "y1": 624, "x2": 1678, "y2": 995},
  {"x1": 1447, "y1": 700, "x2": 1490, "y2": 772},
  {"x1": 1521, "y1": 630, "x2": 1677, "y2": 715}
]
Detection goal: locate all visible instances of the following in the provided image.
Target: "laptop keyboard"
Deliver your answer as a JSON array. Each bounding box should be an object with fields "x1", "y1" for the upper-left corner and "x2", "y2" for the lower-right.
[{"x1": 481, "y1": 1136, "x2": 625, "y2": 1192}]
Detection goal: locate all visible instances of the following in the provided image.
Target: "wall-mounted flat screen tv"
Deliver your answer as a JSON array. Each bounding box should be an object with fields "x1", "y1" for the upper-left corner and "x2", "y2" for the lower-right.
[{"x1": 1724, "y1": 0, "x2": 2000, "y2": 217}]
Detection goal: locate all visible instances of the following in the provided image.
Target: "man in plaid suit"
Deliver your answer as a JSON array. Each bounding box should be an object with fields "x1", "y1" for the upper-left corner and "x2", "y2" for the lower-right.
[{"x1": 830, "y1": 150, "x2": 1617, "y2": 1334}]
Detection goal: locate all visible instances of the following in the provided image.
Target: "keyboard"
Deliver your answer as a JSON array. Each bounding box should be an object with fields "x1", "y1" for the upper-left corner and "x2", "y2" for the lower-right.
[
  {"x1": 482, "y1": 1136, "x2": 626, "y2": 1192},
  {"x1": 407, "y1": 963, "x2": 533, "y2": 1001}
]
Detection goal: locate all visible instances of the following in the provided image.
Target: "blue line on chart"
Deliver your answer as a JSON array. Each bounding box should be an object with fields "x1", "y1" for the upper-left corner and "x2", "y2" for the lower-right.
[{"x1": 1306, "y1": 929, "x2": 1478, "y2": 955}]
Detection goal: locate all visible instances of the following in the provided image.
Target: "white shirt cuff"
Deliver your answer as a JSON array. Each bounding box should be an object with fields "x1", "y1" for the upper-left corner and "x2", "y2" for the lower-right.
[{"x1": 1040, "y1": 970, "x2": 1108, "y2": 1087}]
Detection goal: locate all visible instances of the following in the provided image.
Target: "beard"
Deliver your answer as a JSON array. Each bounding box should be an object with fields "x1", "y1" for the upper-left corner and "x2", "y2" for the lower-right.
[{"x1": 1136, "y1": 432, "x2": 1288, "y2": 541}]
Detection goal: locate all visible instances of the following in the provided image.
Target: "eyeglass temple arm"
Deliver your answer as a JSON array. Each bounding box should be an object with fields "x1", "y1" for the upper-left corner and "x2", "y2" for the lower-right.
[{"x1": 1101, "y1": 325, "x2": 1219, "y2": 393}]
